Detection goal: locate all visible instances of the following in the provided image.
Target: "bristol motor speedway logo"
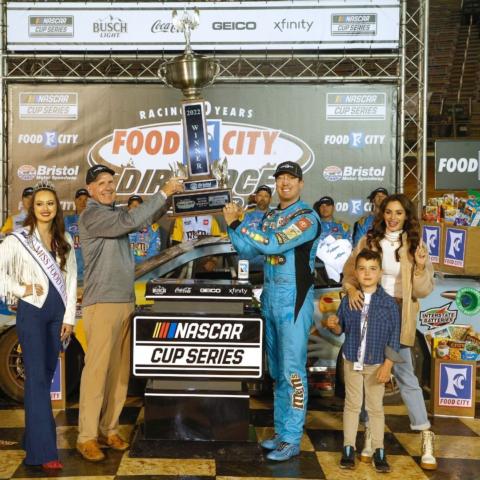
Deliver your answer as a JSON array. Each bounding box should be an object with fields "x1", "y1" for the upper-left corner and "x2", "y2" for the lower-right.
[
  {"x1": 87, "y1": 120, "x2": 314, "y2": 205},
  {"x1": 422, "y1": 225, "x2": 440, "y2": 263},
  {"x1": 444, "y1": 228, "x2": 466, "y2": 268},
  {"x1": 439, "y1": 363, "x2": 473, "y2": 407},
  {"x1": 323, "y1": 165, "x2": 386, "y2": 182}
]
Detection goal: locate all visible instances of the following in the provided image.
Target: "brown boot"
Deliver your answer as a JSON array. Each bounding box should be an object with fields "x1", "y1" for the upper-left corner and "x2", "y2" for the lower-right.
[
  {"x1": 76, "y1": 439, "x2": 105, "y2": 462},
  {"x1": 98, "y1": 433, "x2": 129, "y2": 451}
]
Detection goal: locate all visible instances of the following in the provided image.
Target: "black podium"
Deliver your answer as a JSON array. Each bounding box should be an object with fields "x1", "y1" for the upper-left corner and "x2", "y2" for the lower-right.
[{"x1": 132, "y1": 278, "x2": 263, "y2": 442}]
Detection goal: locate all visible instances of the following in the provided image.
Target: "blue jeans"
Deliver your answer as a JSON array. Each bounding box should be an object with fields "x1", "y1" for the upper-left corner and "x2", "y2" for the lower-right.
[
  {"x1": 392, "y1": 346, "x2": 431, "y2": 430},
  {"x1": 361, "y1": 346, "x2": 430, "y2": 431}
]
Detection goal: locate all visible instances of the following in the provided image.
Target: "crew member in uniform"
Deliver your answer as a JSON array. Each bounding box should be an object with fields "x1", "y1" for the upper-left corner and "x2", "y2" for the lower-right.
[
  {"x1": 352, "y1": 188, "x2": 388, "y2": 246},
  {"x1": 242, "y1": 185, "x2": 273, "y2": 271},
  {"x1": 223, "y1": 161, "x2": 321, "y2": 461},
  {"x1": 170, "y1": 214, "x2": 222, "y2": 244},
  {"x1": 314, "y1": 195, "x2": 352, "y2": 243},
  {"x1": 64, "y1": 188, "x2": 90, "y2": 281},
  {"x1": 0, "y1": 187, "x2": 33, "y2": 234},
  {"x1": 127, "y1": 194, "x2": 165, "y2": 263}
]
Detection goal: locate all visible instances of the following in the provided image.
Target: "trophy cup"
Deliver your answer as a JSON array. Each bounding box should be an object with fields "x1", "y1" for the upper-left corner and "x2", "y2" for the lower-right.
[{"x1": 159, "y1": 8, "x2": 231, "y2": 216}]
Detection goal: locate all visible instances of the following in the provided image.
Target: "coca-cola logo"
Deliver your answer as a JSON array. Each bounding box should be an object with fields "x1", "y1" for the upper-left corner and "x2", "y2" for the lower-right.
[{"x1": 151, "y1": 20, "x2": 178, "y2": 33}]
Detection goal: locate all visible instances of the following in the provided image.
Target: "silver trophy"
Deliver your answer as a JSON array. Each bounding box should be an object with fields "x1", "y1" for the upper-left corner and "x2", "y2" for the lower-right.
[{"x1": 159, "y1": 8, "x2": 231, "y2": 216}]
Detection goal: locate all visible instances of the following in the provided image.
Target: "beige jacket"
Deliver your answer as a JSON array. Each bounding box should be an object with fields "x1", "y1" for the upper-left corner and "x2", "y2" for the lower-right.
[{"x1": 342, "y1": 233, "x2": 434, "y2": 347}]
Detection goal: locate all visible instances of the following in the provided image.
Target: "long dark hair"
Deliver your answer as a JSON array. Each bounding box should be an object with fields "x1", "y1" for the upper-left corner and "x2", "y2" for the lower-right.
[
  {"x1": 24, "y1": 188, "x2": 71, "y2": 271},
  {"x1": 366, "y1": 193, "x2": 420, "y2": 261}
]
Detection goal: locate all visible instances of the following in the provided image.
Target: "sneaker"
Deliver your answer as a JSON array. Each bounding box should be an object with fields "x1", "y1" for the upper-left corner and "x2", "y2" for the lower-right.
[
  {"x1": 340, "y1": 445, "x2": 355, "y2": 469},
  {"x1": 260, "y1": 434, "x2": 280, "y2": 450},
  {"x1": 266, "y1": 442, "x2": 300, "y2": 461},
  {"x1": 372, "y1": 448, "x2": 390, "y2": 473},
  {"x1": 420, "y1": 430, "x2": 437, "y2": 470},
  {"x1": 360, "y1": 425, "x2": 373, "y2": 462}
]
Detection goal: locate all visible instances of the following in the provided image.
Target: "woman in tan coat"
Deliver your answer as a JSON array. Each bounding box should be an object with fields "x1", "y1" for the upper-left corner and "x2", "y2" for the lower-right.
[{"x1": 342, "y1": 194, "x2": 437, "y2": 471}]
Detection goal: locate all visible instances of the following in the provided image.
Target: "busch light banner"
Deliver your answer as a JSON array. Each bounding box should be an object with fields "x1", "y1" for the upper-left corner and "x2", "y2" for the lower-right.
[
  {"x1": 7, "y1": 0, "x2": 400, "y2": 52},
  {"x1": 7, "y1": 84, "x2": 396, "y2": 224}
]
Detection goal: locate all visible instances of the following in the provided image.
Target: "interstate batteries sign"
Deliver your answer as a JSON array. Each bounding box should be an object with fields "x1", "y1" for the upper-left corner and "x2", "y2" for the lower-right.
[
  {"x1": 133, "y1": 315, "x2": 263, "y2": 378},
  {"x1": 7, "y1": 1, "x2": 400, "y2": 51}
]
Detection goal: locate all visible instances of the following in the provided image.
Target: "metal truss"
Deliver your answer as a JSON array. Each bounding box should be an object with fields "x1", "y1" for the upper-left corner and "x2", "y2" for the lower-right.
[{"x1": 0, "y1": 0, "x2": 428, "y2": 218}]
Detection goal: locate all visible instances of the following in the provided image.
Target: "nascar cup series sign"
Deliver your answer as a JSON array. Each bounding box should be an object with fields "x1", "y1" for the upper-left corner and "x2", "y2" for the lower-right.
[
  {"x1": 8, "y1": 84, "x2": 396, "y2": 221},
  {"x1": 133, "y1": 315, "x2": 263, "y2": 378}
]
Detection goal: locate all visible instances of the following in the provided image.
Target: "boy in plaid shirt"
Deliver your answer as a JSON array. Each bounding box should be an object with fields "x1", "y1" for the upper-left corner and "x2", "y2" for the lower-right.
[{"x1": 326, "y1": 249, "x2": 400, "y2": 472}]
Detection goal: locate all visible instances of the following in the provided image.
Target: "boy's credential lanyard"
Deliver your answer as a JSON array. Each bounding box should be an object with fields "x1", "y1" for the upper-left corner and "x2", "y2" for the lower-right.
[
  {"x1": 354, "y1": 307, "x2": 369, "y2": 371},
  {"x1": 12, "y1": 229, "x2": 67, "y2": 308}
]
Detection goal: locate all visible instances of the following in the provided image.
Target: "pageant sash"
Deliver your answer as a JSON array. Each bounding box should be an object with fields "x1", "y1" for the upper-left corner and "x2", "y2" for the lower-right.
[{"x1": 11, "y1": 229, "x2": 67, "y2": 307}]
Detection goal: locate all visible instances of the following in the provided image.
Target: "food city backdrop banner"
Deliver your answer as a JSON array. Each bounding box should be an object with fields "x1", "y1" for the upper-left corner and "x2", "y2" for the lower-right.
[{"x1": 7, "y1": 84, "x2": 396, "y2": 223}]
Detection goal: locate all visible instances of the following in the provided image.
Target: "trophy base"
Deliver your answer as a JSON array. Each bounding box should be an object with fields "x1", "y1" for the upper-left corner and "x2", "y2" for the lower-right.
[{"x1": 171, "y1": 188, "x2": 231, "y2": 216}]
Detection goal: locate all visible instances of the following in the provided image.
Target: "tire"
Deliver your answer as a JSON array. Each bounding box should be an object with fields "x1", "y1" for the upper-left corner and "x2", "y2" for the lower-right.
[
  {"x1": 0, "y1": 327, "x2": 24, "y2": 403},
  {"x1": 0, "y1": 328, "x2": 86, "y2": 403},
  {"x1": 65, "y1": 336, "x2": 85, "y2": 399}
]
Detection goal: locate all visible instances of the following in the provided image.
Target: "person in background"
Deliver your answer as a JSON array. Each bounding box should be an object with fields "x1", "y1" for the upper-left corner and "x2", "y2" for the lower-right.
[
  {"x1": 76, "y1": 165, "x2": 183, "y2": 462},
  {"x1": 352, "y1": 188, "x2": 388, "y2": 247},
  {"x1": 242, "y1": 185, "x2": 273, "y2": 271},
  {"x1": 127, "y1": 194, "x2": 166, "y2": 263},
  {"x1": 314, "y1": 196, "x2": 352, "y2": 243},
  {"x1": 64, "y1": 188, "x2": 90, "y2": 281},
  {"x1": 343, "y1": 193, "x2": 437, "y2": 471},
  {"x1": 326, "y1": 249, "x2": 400, "y2": 473},
  {"x1": 0, "y1": 181, "x2": 76, "y2": 470},
  {"x1": 0, "y1": 187, "x2": 34, "y2": 234},
  {"x1": 170, "y1": 214, "x2": 222, "y2": 244},
  {"x1": 223, "y1": 161, "x2": 321, "y2": 461}
]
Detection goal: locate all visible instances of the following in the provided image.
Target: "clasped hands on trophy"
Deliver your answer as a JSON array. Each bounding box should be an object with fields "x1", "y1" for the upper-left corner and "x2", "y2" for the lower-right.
[
  {"x1": 161, "y1": 176, "x2": 186, "y2": 197},
  {"x1": 223, "y1": 202, "x2": 242, "y2": 226}
]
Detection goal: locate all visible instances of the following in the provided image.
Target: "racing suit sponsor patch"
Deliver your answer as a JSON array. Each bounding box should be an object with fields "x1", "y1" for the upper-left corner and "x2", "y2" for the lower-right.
[
  {"x1": 295, "y1": 217, "x2": 313, "y2": 231},
  {"x1": 290, "y1": 373, "x2": 305, "y2": 410}
]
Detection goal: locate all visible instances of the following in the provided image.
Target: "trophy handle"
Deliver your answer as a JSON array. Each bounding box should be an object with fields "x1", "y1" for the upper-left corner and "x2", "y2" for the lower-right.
[
  {"x1": 208, "y1": 61, "x2": 221, "y2": 85},
  {"x1": 158, "y1": 65, "x2": 169, "y2": 85}
]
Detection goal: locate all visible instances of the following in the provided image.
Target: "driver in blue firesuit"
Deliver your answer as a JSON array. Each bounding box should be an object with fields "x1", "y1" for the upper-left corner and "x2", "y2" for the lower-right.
[{"x1": 223, "y1": 161, "x2": 321, "y2": 462}]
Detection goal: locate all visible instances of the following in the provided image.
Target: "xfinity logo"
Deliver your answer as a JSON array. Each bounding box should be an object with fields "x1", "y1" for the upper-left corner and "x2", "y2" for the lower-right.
[
  {"x1": 174, "y1": 287, "x2": 192, "y2": 294},
  {"x1": 93, "y1": 15, "x2": 127, "y2": 38},
  {"x1": 274, "y1": 19, "x2": 313, "y2": 32},
  {"x1": 212, "y1": 21, "x2": 256, "y2": 31},
  {"x1": 229, "y1": 288, "x2": 248, "y2": 295},
  {"x1": 324, "y1": 133, "x2": 385, "y2": 147},
  {"x1": 18, "y1": 132, "x2": 78, "y2": 148},
  {"x1": 200, "y1": 288, "x2": 221, "y2": 294}
]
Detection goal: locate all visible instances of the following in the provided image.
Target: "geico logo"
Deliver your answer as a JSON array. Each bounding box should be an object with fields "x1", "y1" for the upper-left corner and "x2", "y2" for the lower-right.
[
  {"x1": 18, "y1": 133, "x2": 78, "y2": 145},
  {"x1": 212, "y1": 21, "x2": 256, "y2": 30},
  {"x1": 175, "y1": 322, "x2": 244, "y2": 340},
  {"x1": 323, "y1": 134, "x2": 385, "y2": 146},
  {"x1": 438, "y1": 157, "x2": 478, "y2": 173},
  {"x1": 200, "y1": 288, "x2": 222, "y2": 293},
  {"x1": 112, "y1": 129, "x2": 180, "y2": 155}
]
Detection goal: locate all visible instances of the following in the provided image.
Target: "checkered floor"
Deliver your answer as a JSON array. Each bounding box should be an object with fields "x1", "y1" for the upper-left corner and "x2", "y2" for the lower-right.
[{"x1": 0, "y1": 394, "x2": 479, "y2": 480}]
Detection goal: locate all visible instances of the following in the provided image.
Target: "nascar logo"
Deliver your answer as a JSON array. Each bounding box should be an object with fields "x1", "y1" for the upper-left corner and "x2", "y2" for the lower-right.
[{"x1": 152, "y1": 321, "x2": 243, "y2": 340}]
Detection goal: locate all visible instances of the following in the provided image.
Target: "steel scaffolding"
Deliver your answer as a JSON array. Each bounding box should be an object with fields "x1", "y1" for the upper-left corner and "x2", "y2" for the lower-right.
[{"x1": 0, "y1": 0, "x2": 428, "y2": 221}]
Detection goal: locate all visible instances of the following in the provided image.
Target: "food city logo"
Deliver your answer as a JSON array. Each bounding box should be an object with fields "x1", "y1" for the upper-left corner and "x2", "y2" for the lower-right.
[
  {"x1": 423, "y1": 225, "x2": 440, "y2": 263},
  {"x1": 323, "y1": 165, "x2": 386, "y2": 182},
  {"x1": 335, "y1": 199, "x2": 371, "y2": 215},
  {"x1": 28, "y1": 16, "x2": 74, "y2": 37},
  {"x1": 419, "y1": 303, "x2": 458, "y2": 329},
  {"x1": 87, "y1": 119, "x2": 314, "y2": 205},
  {"x1": 326, "y1": 92, "x2": 387, "y2": 121},
  {"x1": 444, "y1": 228, "x2": 466, "y2": 268},
  {"x1": 323, "y1": 132, "x2": 385, "y2": 148},
  {"x1": 439, "y1": 363, "x2": 473, "y2": 407},
  {"x1": 273, "y1": 19, "x2": 313, "y2": 32},
  {"x1": 17, "y1": 132, "x2": 78, "y2": 148},
  {"x1": 92, "y1": 15, "x2": 127, "y2": 38},
  {"x1": 18, "y1": 92, "x2": 78, "y2": 121},
  {"x1": 17, "y1": 164, "x2": 79, "y2": 181},
  {"x1": 331, "y1": 14, "x2": 377, "y2": 36}
]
